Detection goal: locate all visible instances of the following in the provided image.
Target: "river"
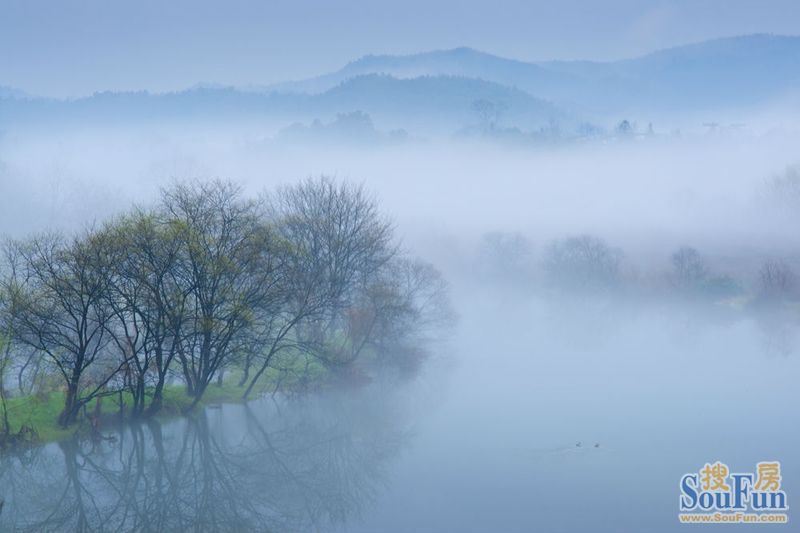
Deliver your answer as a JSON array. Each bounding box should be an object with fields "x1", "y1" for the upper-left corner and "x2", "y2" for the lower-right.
[{"x1": 0, "y1": 282, "x2": 797, "y2": 532}]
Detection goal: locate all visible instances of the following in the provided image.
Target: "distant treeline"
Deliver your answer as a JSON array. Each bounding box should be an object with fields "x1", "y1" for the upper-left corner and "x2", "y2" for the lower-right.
[
  {"x1": 478, "y1": 230, "x2": 798, "y2": 305},
  {"x1": 0, "y1": 178, "x2": 453, "y2": 431}
]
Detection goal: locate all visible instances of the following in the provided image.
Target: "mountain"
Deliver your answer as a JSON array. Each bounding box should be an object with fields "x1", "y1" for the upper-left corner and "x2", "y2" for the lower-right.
[
  {"x1": 2, "y1": 34, "x2": 797, "y2": 135},
  {"x1": 0, "y1": 75, "x2": 568, "y2": 134},
  {"x1": 315, "y1": 74, "x2": 566, "y2": 131},
  {"x1": 544, "y1": 34, "x2": 800, "y2": 112},
  {"x1": 266, "y1": 34, "x2": 800, "y2": 115},
  {"x1": 267, "y1": 47, "x2": 577, "y2": 98}
]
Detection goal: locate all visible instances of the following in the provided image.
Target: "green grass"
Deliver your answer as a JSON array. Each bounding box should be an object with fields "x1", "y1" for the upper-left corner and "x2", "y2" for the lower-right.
[
  {"x1": 0, "y1": 351, "x2": 333, "y2": 448},
  {"x1": 0, "y1": 383, "x2": 251, "y2": 446},
  {"x1": 3, "y1": 392, "x2": 76, "y2": 442}
]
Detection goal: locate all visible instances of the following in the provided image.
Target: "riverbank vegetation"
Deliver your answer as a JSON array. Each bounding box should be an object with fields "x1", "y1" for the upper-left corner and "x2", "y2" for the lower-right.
[{"x1": 0, "y1": 178, "x2": 454, "y2": 446}]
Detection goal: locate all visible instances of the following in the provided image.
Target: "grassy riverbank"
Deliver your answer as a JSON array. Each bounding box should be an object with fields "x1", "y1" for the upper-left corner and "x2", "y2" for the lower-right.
[
  {"x1": 1, "y1": 380, "x2": 264, "y2": 445},
  {"x1": 0, "y1": 351, "x2": 332, "y2": 447}
]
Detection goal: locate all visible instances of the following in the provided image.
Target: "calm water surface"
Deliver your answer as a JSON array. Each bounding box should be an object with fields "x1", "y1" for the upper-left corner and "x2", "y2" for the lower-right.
[{"x1": 1, "y1": 287, "x2": 797, "y2": 532}]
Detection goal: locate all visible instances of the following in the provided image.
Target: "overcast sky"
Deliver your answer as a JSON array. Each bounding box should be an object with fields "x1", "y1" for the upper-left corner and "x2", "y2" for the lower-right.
[{"x1": 2, "y1": 0, "x2": 799, "y2": 97}]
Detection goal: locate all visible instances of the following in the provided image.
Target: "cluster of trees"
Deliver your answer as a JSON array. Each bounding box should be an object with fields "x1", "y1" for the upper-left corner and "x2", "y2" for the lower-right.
[
  {"x1": 667, "y1": 246, "x2": 741, "y2": 300},
  {"x1": 465, "y1": 97, "x2": 667, "y2": 144},
  {"x1": 0, "y1": 178, "x2": 452, "y2": 429},
  {"x1": 277, "y1": 111, "x2": 409, "y2": 146},
  {"x1": 761, "y1": 164, "x2": 800, "y2": 212},
  {"x1": 544, "y1": 235, "x2": 624, "y2": 293}
]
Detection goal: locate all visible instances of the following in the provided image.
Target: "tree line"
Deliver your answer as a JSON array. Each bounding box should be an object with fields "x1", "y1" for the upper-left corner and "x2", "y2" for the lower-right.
[
  {"x1": 480, "y1": 231, "x2": 798, "y2": 303},
  {"x1": 0, "y1": 178, "x2": 452, "y2": 429}
]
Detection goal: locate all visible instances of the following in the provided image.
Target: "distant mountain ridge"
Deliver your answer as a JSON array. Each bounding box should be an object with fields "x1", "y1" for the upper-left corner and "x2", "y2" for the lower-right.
[
  {"x1": 266, "y1": 34, "x2": 800, "y2": 114},
  {"x1": 0, "y1": 74, "x2": 567, "y2": 133},
  {"x1": 1, "y1": 34, "x2": 798, "y2": 136},
  {"x1": 266, "y1": 46, "x2": 574, "y2": 97}
]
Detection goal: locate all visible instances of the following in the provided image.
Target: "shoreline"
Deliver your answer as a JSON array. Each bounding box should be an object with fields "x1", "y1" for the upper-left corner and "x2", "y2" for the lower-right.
[{"x1": 0, "y1": 381, "x2": 262, "y2": 450}]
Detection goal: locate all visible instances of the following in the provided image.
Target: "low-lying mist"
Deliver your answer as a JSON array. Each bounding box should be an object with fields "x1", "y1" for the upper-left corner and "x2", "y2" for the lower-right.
[
  {"x1": 1, "y1": 116, "x2": 799, "y2": 531},
  {"x1": 2, "y1": 121, "x2": 799, "y2": 264}
]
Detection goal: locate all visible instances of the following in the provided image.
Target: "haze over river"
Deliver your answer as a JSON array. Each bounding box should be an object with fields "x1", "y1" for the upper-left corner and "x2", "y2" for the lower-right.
[{"x1": 1, "y1": 273, "x2": 796, "y2": 532}]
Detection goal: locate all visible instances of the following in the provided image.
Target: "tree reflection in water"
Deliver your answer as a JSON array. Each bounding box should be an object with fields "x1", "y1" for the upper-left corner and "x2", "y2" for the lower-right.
[{"x1": 0, "y1": 389, "x2": 410, "y2": 532}]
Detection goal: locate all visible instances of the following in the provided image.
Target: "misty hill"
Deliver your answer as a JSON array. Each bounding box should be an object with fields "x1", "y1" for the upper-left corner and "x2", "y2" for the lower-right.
[
  {"x1": 545, "y1": 34, "x2": 800, "y2": 112},
  {"x1": 269, "y1": 34, "x2": 800, "y2": 114},
  {"x1": 316, "y1": 74, "x2": 566, "y2": 131},
  {"x1": 3, "y1": 34, "x2": 797, "y2": 135},
  {"x1": 268, "y1": 47, "x2": 576, "y2": 98},
  {"x1": 0, "y1": 74, "x2": 568, "y2": 135}
]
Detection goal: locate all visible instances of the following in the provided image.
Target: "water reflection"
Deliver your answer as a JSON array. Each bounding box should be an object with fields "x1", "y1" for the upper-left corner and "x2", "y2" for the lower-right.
[{"x1": 0, "y1": 389, "x2": 410, "y2": 532}]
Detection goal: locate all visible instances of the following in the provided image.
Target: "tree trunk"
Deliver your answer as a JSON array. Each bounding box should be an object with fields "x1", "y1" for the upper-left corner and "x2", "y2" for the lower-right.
[
  {"x1": 243, "y1": 354, "x2": 273, "y2": 399},
  {"x1": 1, "y1": 343, "x2": 11, "y2": 436},
  {"x1": 147, "y1": 373, "x2": 166, "y2": 416},
  {"x1": 178, "y1": 345, "x2": 195, "y2": 396},
  {"x1": 132, "y1": 375, "x2": 145, "y2": 417},
  {"x1": 59, "y1": 382, "x2": 80, "y2": 427},
  {"x1": 238, "y1": 354, "x2": 252, "y2": 386},
  {"x1": 0, "y1": 387, "x2": 10, "y2": 436},
  {"x1": 181, "y1": 359, "x2": 195, "y2": 396},
  {"x1": 183, "y1": 380, "x2": 207, "y2": 413}
]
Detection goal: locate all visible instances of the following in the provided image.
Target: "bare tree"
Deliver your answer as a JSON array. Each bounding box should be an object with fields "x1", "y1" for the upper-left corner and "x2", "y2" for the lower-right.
[
  {"x1": 478, "y1": 231, "x2": 533, "y2": 281},
  {"x1": 242, "y1": 177, "x2": 395, "y2": 398},
  {"x1": 670, "y1": 246, "x2": 708, "y2": 290},
  {"x1": 2, "y1": 232, "x2": 125, "y2": 426},
  {"x1": 761, "y1": 165, "x2": 800, "y2": 212},
  {"x1": 544, "y1": 234, "x2": 623, "y2": 292},
  {"x1": 100, "y1": 210, "x2": 192, "y2": 416},
  {"x1": 758, "y1": 260, "x2": 796, "y2": 301},
  {"x1": 161, "y1": 180, "x2": 281, "y2": 409},
  {"x1": 342, "y1": 258, "x2": 454, "y2": 378}
]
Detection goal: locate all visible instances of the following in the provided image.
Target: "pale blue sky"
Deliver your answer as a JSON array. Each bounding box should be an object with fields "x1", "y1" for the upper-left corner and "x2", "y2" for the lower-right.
[{"x1": 2, "y1": 0, "x2": 799, "y2": 97}]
